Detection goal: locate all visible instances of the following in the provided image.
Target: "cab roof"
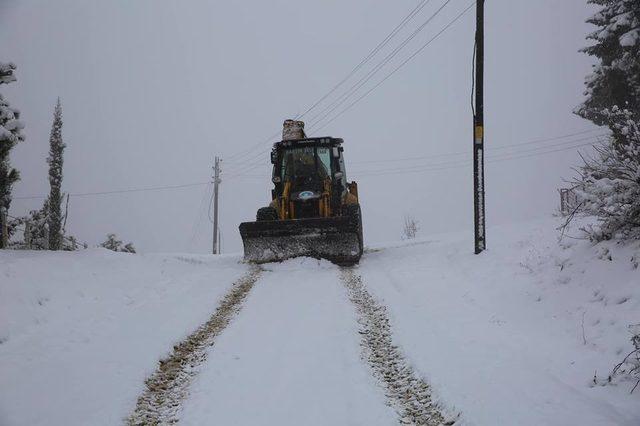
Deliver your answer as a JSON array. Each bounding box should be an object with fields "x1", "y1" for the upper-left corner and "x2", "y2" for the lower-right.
[{"x1": 273, "y1": 137, "x2": 344, "y2": 150}]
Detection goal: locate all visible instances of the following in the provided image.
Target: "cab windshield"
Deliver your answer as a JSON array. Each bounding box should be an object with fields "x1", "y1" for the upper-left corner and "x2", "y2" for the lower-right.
[{"x1": 280, "y1": 146, "x2": 331, "y2": 189}]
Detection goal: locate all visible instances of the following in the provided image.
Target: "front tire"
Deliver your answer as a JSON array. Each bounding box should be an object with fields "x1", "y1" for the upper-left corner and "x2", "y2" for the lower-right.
[
  {"x1": 256, "y1": 206, "x2": 278, "y2": 221},
  {"x1": 343, "y1": 204, "x2": 364, "y2": 254}
]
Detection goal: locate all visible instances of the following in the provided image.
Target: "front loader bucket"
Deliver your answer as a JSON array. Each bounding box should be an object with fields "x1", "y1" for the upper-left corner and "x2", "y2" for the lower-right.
[{"x1": 239, "y1": 216, "x2": 363, "y2": 266}]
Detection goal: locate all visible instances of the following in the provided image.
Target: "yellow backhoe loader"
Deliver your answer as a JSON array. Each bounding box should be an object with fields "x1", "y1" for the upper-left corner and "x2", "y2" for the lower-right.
[{"x1": 239, "y1": 120, "x2": 363, "y2": 265}]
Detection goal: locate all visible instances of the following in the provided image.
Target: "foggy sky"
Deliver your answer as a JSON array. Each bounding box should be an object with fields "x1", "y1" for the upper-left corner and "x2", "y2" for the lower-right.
[{"x1": 0, "y1": 0, "x2": 598, "y2": 253}]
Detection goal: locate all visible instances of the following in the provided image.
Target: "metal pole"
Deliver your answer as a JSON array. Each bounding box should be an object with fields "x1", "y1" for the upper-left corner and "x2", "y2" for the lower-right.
[
  {"x1": 473, "y1": 0, "x2": 486, "y2": 254},
  {"x1": 212, "y1": 156, "x2": 221, "y2": 254}
]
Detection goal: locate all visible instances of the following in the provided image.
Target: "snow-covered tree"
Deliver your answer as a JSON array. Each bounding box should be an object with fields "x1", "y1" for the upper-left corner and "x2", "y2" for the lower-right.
[
  {"x1": 62, "y1": 235, "x2": 82, "y2": 251},
  {"x1": 47, "y1": 98, "x2": 65, "y2": 250},
  {"x1": 0, "y1": 61, "x2": 25, "y2": 248},
  {"x1": 575, "y1": 0, "x2": 640, "y2": 130},
  {"x1": 7, "y1": 197, "x2": 82, "y2": 251},
  {"x1": 100, "y1": 233, "x2": 136, "y2": 253},
  {"x1": 122, "y1": 242, "x2": 136, "y2": 254},
  {"x1": 575, "y1": 107, "x2": 640, "y2": 240},
  {"x1": 573, "y1": 1, "x2": 640, "y2": 241},
  {"x1": 0, "y1": 62, "x2": 17, "y2": 85},
  {"x1": 100, "y1": 233, "x2": 122, "y2": 251},
  {"x1": 8, "y1": 201, "x2": 50, "y2": 250}
]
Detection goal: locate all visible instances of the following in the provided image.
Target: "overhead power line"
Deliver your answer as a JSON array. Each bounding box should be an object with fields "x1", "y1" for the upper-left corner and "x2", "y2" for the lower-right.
[
  {"x1": 311, "y1": 2, "x2": 476, "y2": 134},
  {"x1": 352, "y1": 139, "x2": 604, "y2": 177},
  {"x1": 224, "y1": 147, "x2": 271, "y2": 171},
  {"x1": 299, "y1": 0, "x2": 436, "y2": 122},
  {"x1": 186, "y1": 183, "x2": 213, "y2": 252},
  {"x1": 13, "y1": 181, "x2": 210, "y2": 201},
  {"x1": 223, "y1": 129, "x2": 282, "y2": 165},
  {"x1": 352, "y1": 137, "x2": 603, "y2": 175},
  {"x1": 353, "y1": 134, "x2": 607, "y2": 172},
  {"x1": 307, "y1": 0, "x2": 455, "y2": 130},
  {"x1": 349, "y1": 130, "x2": 608, "y2": 166},
  {"x1": 224, "y1": 0, "x2": 445, "y2": 164}
]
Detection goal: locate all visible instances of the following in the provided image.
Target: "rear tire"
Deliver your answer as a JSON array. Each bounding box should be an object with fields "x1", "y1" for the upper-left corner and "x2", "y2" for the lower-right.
[{"x1": 256, "y1": 206, "x2": 278, "y2": 221}]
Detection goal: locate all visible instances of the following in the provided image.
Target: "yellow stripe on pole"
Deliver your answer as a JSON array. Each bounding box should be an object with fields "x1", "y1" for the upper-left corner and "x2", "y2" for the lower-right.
[{"x1": 474, "y1": 126, "x2": 484, "y2": 144}]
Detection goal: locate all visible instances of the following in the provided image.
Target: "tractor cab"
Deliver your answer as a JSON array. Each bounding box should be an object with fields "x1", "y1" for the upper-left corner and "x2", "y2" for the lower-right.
[{"x1": 270, "y1": 138, "x2": 348, "y2": 219}]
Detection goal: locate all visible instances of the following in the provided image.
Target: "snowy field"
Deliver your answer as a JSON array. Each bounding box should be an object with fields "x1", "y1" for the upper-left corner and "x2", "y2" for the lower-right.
[{"x1": 1, "y1": 215, "x2": 639, "y2": 425}]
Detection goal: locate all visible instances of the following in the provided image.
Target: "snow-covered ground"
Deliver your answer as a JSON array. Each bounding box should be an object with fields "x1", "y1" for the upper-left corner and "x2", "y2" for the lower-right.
[
  {"x1": 363, "y1": 217, "x2": 640, "y2": 425},
  {"x1": 1, "y1": 215, "x2": 638, "y2": 425},
  {"x1": 0, "y1": 250, "x2": 246, "y2": 425}
]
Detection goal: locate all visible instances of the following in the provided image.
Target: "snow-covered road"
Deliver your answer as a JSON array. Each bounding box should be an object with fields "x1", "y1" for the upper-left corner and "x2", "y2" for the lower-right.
[
  {"x1": 178, "y1": 260, "x2": 400, "y2": 425},
  {"x1": 127, "y1": 258, "x2": 449, "y2": 425},
  {"x1": 2, "y1": 216, "x2": 639, "y2": 425}
]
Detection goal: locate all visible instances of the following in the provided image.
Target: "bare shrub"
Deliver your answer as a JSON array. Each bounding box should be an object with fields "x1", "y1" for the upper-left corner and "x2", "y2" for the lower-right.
[{"x1": 402, "y1": 215, "x2": 420, "y2": 240}]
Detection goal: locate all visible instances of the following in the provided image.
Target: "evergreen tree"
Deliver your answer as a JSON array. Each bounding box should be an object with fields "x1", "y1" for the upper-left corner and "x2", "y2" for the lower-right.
[
  {"x1": 573, "y1": 1, "x2": 640, "y2": 241},
  {"x1": 46, "y1": 98, "x2": 65, "y2": 250},
  {"x1": 576, "y1": 0, "x2": 640, "y2": 131},
  {"x1": 575, "y1": 107, "x2": 640, "y2": 240},
  {"x1": 0, "y1": 61, "x2": 25, "y2": 248}
]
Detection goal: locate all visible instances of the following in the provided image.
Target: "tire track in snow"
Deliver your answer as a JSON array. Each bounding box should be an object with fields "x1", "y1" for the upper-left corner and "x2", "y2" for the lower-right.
[
  {"x1": 340, "y1": 268, "x2": 454, "y2": 426},
  {"x1": 127, "y1": 266, "x2": 261, "y2": 425}
]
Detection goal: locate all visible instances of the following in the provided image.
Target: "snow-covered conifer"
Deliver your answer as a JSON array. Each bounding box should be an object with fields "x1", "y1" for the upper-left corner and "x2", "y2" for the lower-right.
[
  {"x1": 575, "y1": 107, "x2": 640, "y2": 240},
  {"x1": 0, "y1": 61, "x2": 25, "y2": 248},
  {"x1": 574, "y1": 1, "x2": 640, "y2": 240},
  {"x1": 46, "y1": 98, "x2": 65, "y2": 250},
  {"x1": 576, "y1": 0, "x2": 640, "y2": 130}
]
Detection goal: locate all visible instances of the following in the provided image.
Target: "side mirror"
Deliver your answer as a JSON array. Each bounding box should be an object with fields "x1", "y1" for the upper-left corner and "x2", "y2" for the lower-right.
[{"x1": 334, "y1": 172, "x2": 343, "y2": 180}]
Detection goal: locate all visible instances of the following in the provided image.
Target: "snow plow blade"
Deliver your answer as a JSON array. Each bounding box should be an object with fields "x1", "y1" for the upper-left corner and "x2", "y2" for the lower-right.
[{"x1": 239, "y1": 216, "x2": 363, "y2": 265}]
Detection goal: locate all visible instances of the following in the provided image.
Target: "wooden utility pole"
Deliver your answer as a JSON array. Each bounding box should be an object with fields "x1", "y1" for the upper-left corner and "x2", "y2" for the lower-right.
[
  {"x1": 473, "y1": 0, "x2": 486, "y2": 254},
  {"x1": 212, "y1": 156, "x2": 221, "y2": 255}
]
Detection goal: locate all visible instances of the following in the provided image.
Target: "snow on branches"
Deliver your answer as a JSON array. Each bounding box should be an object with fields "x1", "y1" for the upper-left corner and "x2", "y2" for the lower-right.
[
  {"x1": 0, "y1": 62, "x2": 17, "y2": 85},
  {"x1": 575, "y1": 108, "x2": 640, "y2": 241},
  {"x1": 100, "y1": 233, "x2": 136, "y2": 253},
  {"x1": 0, "y1": 61, "x2": 25, "y2": 213},
  {"x1": 576, "y1": 0, "x2": 640, "y2": 126},
  {"x1": 596, "y1": 324, "x2": 640, "y2": 394}
]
